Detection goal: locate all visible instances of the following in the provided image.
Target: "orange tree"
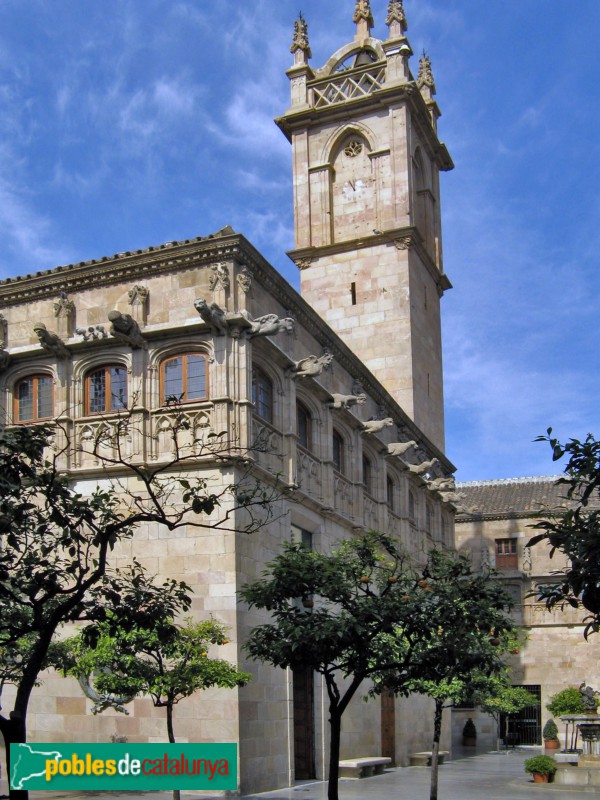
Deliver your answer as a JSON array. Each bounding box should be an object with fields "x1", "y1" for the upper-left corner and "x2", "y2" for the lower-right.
[
  {"x1": 0, "y1": 418, "x2": 278, "y2": 800},
  {"x1": 528, "y1": 429, "x2": 600, "y2": 637},
  {"x1": 369, "y1": 551, "x2": 518, "y2": 800},
  {"x1": 241, "y1": 532, "x2": 445, "y2": 800}
]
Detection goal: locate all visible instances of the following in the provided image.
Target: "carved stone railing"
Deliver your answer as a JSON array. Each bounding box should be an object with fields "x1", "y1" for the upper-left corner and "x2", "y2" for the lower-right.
[
  {"x1": 310, "y1": 64, "x2": 386, "y2": 109},
  {"x1": 363, "y1": 494, "x2": 378, "y2": 530},
  {"x1": 73, "y1": 417, "x2": 133, "y2": 469},
  {"x1": 296, "y1": 447, "x2": 323, "y2": 501},
  {"x1": 334, "y1": 472, "x2": 355, "y2": 519},
  {"x1": 150, "y1": 407, "x2": 214, "y2": 461},
  {"x1": 520, "y1": 603, "x2": 586, "y2": 627},
  {"x1": 251, "y1": 417, "x2": 284, "y2": 477}
]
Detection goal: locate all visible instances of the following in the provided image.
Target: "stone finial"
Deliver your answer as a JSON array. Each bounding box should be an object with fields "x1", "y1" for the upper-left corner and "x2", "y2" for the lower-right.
[
  {"x1": 33, "y1": 323, "x2": 71, "y2": 360},
  {"x1": 386, "y1": 0, "x2": 407, "y2": 36},
  {"x1": 353, "y1": 0, "x2": 374, "y2": 39},
  {"x1": 107, "y1": 310, "x2": 148, "y2": 350},
  {"x1": 417, "y1": 50, "x2": 436, "y2": 94},
  {"x1": 290, "y1": 14, "x2": 311, "y2": 62}
]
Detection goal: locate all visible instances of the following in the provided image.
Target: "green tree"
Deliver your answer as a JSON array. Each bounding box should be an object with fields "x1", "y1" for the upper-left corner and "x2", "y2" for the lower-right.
[
  {"x1": 528, "y1": 429, "x2": 600, "y2": 637},
  {"x1": 0, "y1": 418, "x2": 277, "y2": 800},
  {"x1": 472, "y1": 676, "x2": 538, "y2": 750},
  {"x1": 60, "y1": 616, "x2": 250, "y2": 800},
  {"x1": 370, "y1": 551, "x2": 517, "y2": 800},
  {"x1": 240, "y1": 532, "x2": 436, "y2": 800}
]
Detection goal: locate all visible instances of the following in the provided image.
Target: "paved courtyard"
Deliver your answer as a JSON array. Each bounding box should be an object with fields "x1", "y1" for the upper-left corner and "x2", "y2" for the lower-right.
[{"x1": 3, "y1": 748, "x2": 594, "y2": 800}]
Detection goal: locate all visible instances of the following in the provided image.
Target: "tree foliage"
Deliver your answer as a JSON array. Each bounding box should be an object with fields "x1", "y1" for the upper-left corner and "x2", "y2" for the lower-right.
[
  {"x1": 528, "y1": 429, "x2": 600, "y2": 637},
  {"x1": 0, "y1": 415, "x2": 277, "y2": 800},
  {"x1": 369, "y1": 551, "x2": 516, "y2": 800},
  {"x1": 241, "y1": 532, "x2": 433, "y2": 800},
  {"x1": 546, "y1": 687, "x2": 586, "y2": 717}
]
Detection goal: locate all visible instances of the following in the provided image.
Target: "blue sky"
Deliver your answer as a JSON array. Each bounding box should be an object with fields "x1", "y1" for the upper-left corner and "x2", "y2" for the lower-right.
[{"x1": 0, "y1": 1, "x2": 598, "y2": 481}]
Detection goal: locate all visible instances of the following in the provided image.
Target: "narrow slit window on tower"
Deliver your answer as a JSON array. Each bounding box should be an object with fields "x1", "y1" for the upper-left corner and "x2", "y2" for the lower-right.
[{"x1": 350, "y1": 282, "x2": 357, "y2": 305}]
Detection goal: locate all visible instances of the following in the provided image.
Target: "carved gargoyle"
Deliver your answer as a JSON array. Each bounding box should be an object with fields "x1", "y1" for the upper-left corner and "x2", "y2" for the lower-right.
[
  {"x1": 194, "y1": 298, "x2": 228, "y2": 334},
  {"x1": 387, "y1": 440, "x2": 417, "y2": 457},
  {"x1": 241, "y1": 311, "x2": 295, "y2": 338},
  {"x1": 107, "y1": 310, "x2": 147, "y2": 350},
  {"x1": 403, "y1": 457, "x2": 439, "y2": 476},
  {"x1": 428, "y1": 476, "x2": 455, "y2": 492},
  {"x1": 361, "y1": 417, "x2": 394, "y2": 434},
  {"x1": 290, "y1": 351, "x2": 334, "y2": 378},
  {"x1": 329, "y1": 393, "x2": 367, "y2": 410},
  {"x1": 33, "y1": 322, "x2": 71, "y2": 360}
]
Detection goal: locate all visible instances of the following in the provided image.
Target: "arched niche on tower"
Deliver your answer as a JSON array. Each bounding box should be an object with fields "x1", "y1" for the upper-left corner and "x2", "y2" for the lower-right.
[
  {"x1": 412, "y1": 145, "x2": 436, "y2": 259},
  {"x1": 329, "y1": 128, "x2": 376, "y2": 244}
]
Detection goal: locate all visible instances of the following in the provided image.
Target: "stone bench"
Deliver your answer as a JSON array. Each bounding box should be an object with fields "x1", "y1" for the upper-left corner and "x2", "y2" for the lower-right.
[
  {"x1": 338, "y1": 757, "x2": 392, "y2": 778},
  {"x1": 409, "y1": 751, "x2": 449, "y2": 767}
]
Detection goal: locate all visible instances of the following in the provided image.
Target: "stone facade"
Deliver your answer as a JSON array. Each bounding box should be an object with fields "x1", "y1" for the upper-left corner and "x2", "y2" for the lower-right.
[
  {"x1": 453, "y1": 477, "x2": 600, "y2": 751},
  {"x1": 0, "y1": 4, "x2": 459, "y2": 795}
]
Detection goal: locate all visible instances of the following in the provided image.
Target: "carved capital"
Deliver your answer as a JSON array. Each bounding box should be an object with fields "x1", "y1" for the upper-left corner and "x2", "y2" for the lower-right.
[{"x1": 236, "y1": 267, "x2": 253, "y2": 294}]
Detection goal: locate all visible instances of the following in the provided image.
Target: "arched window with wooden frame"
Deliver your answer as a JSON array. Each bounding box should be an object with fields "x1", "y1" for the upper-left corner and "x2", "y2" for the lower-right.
[
  {"x1": 251, "y1": 365, "x2": 273, "y2": 423},
  {"x1": 332, "y1": 429, "x2": 345, "y2": 474},
  {"x1": 296, "y1": 400, "x2": 312, "y2": 450},
  {"x1": 160, "y1": 353, "x2": 209, "y2": 405},
  {"x1": 14, "y1": 374, "x2": 54, "y2": 422},
  {"x1": 85, "y1": 365, "x2": 128, "y2": 414},
  {"x1": 362, "y1": 454, "x2": 373, "y2": 495}
]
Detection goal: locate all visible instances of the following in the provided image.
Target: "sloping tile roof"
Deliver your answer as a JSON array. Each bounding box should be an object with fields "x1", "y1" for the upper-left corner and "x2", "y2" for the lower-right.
[{"x1": 455, "y1": 475, "x2": 574, "y2": 521}]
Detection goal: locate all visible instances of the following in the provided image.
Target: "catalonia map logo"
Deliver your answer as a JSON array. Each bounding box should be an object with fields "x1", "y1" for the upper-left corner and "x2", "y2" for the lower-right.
[{"x1": 10, "y1": 742, "x2": 237, "y2": 791}]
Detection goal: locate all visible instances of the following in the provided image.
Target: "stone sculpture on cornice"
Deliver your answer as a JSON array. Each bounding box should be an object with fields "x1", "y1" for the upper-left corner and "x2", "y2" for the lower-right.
[
  {"x1": 290, "y1": 351, "x2": 334, "y2": 379},
  {"x1": 237, "y1": 267, "x2": 253, "y2": 294},
  {"x1": 329, "y1": 392, "x2": 367, "y2": 410},
  {"x1": 194, "y1": 298, "x2": 228, "y2": 335},
  {"x1": 33, "y1": 323, "x2": 71, "y2": 360},
  {"x1": 209, "y1": 263, "x2": 230, "y2": 292},
  {"x1": 76, "y1": 325, "x2": 108, "y2": 341},
  {"x1": 403, "y1": 457, "x2": 439, "y2": 476},
  {"x1": 53, "y1": 292, "x2": 76, "y2": 320},
  {"x1": 0, "y1": 313, "x2": 6, "y2": 347},
  {"x1": 361, "y1": 417, "x2": 394, "y2": 434},
  {"x1": 108, "y1": 310, "x2": 148, "y2": 350}
]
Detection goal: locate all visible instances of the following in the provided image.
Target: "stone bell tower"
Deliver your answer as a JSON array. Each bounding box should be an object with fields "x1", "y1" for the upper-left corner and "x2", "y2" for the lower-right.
[{"x1": 276, "y1": 0, "x2": 453, "y2": 451}]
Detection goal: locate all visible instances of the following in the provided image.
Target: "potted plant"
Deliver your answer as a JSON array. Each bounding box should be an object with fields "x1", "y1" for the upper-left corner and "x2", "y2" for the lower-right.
[
  {"x1": 524, "y1": 755, "x2": 557, "y2": 784},
  {"x1": 543, "y1": 718, "x2": 560, "y2": 749},
  {"x1": 462, "y1": 717, "x2": 477, "y2": 746}
]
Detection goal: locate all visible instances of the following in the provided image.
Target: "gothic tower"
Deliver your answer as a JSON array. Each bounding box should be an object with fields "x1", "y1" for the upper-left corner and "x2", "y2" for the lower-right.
[{"x1": 276, "y1": 1, "x2": 453, "y2": 451}]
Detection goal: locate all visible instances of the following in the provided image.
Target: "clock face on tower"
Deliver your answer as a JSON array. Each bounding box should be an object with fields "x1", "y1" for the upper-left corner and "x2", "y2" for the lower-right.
[{"x1": 332, "y1": 135, "x2": 374, "y2": 242}]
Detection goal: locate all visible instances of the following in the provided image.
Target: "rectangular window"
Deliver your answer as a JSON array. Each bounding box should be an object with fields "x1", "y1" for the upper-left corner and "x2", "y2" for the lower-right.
[{"x1": 496, "y1": 538, "x2": 518, "y2": 569}]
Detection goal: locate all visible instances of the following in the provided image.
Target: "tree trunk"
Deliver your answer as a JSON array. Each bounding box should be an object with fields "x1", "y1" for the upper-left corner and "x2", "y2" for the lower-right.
[
  {"x1": 429, "y1": 699, "x2": 443, "y2": 800},
  {"x1": 327, "y1": 708, "x2": 342, "y2": 800},
  {"x1": 0, "y1": 712, "x2": 28, "y2": 800},
  {"x1": 165, "y1": 703, "x2": 180, "y2": 800}
]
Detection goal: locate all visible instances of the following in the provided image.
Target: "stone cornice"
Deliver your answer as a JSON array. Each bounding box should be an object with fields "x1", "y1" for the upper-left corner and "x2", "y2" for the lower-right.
[
  {"x1": 287, "y1": 227, "x2": 452, "y2": 294},
  {"x1": 0, "y1": 229, "x2": 240, "y2": 307}
]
